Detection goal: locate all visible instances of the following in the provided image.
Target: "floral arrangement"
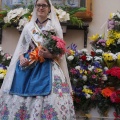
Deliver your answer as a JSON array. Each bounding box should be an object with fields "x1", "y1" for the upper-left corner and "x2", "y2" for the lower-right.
[
  {"x1": 66, "y1": 43, "x2": 120, "y2": 119},
  {"x1": 0, "y1": 6, "x2": 32, "y2": 31},
  {"x1": 66, "y1": 44, "x2": 108, "y2": 116},
  {"x1": 66, "y1": 11, "x2": 120, "y2": 119},
  {"x1": 41, "y1": 30, "x2": 66, "y2": 56},
  {"x1": 0, "y1": 47, "x2": 12, "y2": 87},
  {"x1": 0, "y1": 2, "x2": 86, "y2": 31},
  {"x1": 23, "y1": 30, "x2": 66, "y2": 70}
]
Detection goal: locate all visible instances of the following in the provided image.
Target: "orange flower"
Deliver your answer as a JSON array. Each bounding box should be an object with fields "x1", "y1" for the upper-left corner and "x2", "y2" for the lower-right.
[
  {"x1": 101, "y1": 87, "x2": 114, "y2": 97},
  {"x1": 29, "y1": 45, "x2": 45, "y2": 65}
]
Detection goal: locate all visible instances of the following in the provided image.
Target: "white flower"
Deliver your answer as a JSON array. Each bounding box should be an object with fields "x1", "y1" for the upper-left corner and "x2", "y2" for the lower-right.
[
  {"x1": 81, "y1": 49, "x2": 88, "y2": 53},
  {"x1": 113, "y1": 54, "x2": 117, "y2": 60},
  {"x1": 67, "y1": 55, "x2": 74, "y2": 61},
  {"x1": 4, "y1": 16, "x2": 9, "y2": 23},
  {"x1": 7, "y1": 56, "x2": 12, "y2": 60},
  {"x1": 75, "y1": 66, "x2": 80, "y2": 70},
  {"x1": 77, "y1": 50, "x2": 81, "y2": 54},
  {"x1": 88, "y1": 65, "x2": 94, "y2": 71},
  {"x1": 17, "y1": 17, "x2": 29, "y2": 30},
  {"x1": 117, "y1": 39, "x2": 120, "y2": 44},
  {"x1": 95, "y1": 49, "x2": 103, "y2": 54},
  {"x1": 86, "y1": 94, "x2": 91, "y2": 99},
  {"x1": 104, "y1": 67, "x2": 108, "y2": 71},
  {"x1": 102, "y1": 74, "x2": 107, "y2": 81},
  {"x1": 86, "y1": 55, "x2": 92, "y2": 61},
  {"x1": 116, "y1": 12, "x2": 120, "y2": 18},
  {"x1": 55, "y1": 8, "x2": 70, "y2": 22},
  {"x1": 0, "y1": 74, "x2": 4, "y2": 79},
  {"x1": 4, "y1": 8, "x2": 29, "y2": 23},
  {"x1": 94, "y1": 56, "x2": 102, "y2": 61},
  {"x1": 83, "y1": 85, "x2": 88, "y2": 89},
  {"x1": 82, "y1": 75, "x2": 87, "y2": 81}
]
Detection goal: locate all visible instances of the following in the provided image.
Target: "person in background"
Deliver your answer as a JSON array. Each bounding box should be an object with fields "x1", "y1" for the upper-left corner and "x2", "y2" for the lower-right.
[{"x1": 0, "y1": 0, "x2": 76, "y2": 119}]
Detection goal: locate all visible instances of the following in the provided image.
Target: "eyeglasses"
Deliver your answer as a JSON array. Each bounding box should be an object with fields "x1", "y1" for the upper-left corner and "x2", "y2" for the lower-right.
[{"x1": 35, "y1": 4, "x2": 49, "y2": 9}]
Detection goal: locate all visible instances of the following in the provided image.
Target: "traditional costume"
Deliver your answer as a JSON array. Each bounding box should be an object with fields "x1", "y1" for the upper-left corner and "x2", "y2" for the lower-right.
[{"x1": 0, "y1": 0, "x2": 76, "y2": 119}]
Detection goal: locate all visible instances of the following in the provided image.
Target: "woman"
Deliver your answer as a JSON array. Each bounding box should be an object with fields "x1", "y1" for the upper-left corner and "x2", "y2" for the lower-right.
[{"x1": 0, "y1": 0, "x2": 76, "y2": 119}]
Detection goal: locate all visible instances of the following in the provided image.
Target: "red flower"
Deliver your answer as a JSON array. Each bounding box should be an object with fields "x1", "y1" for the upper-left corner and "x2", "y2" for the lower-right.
[
  {"x1": 80, "y1": 55, "x2": 87, "y2": 61},
  {"x1": 91, "y1": 51, "x2": 96, "y2": 57},
  {"x1": 110, "y1": 90, "x2": 120, "y2": 103},
  {"x1": 106, "y1": 67, "x2": 120, "y2": 79}
]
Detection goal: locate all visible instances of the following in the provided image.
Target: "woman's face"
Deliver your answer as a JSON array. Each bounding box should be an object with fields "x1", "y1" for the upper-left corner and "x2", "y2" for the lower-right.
[{"x1": 35, "y1": 0, "x2": 50, "y2": 18}]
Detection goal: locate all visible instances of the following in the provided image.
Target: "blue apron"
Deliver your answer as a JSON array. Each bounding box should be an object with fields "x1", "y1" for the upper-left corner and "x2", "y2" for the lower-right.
[{"x1": 9, "y1": 54, "x2": 52, "y2": 96}]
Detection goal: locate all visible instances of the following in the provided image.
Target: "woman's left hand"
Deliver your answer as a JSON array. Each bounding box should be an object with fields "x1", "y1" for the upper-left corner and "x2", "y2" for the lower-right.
[{"x1": 38, "y1": 46, "x2": 53, "y2": 59}]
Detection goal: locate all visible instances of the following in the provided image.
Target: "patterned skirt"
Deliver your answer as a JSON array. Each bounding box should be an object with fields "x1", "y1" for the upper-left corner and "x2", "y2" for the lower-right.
[{"x1": 0, "y1": 62, "x2": 76, "y2": 120}]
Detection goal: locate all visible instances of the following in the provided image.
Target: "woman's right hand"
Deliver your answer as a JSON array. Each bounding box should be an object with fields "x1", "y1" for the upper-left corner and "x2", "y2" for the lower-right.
[{"x1": 19, "y1": 55, "x2": 29, "y2": 67}]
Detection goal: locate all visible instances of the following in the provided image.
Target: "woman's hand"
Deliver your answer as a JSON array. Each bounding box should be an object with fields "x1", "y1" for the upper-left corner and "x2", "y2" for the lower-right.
[
  {"x1": 38, "y1": 47, "x2": 53, "y2": 59},
  {"x1": 19, "y1": 55, "x2": 29, "y2": 67}
]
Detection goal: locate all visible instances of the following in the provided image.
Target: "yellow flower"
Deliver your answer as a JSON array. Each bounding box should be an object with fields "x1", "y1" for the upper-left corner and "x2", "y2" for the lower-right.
[
  {"x1": 89, "y1": 34, "x2": 99, "y2": 41},
  {"x1": 69, "y1": 50, "x2": 75, "y2": 55},
  {"x1": 0, "y1": 69, "x2": 7, "y2": 76},
  {"x1": 110, "y1": 13, "x2": 114, "y2": 19},
  {"x1": 79, "y1": 70, "x2": 87, "y2": 74},
  {"x1": 82, "y1": 88, "x2": 93, "y2": 94},
  {"x1": 117, "y1": 54, "x2": 120, "y2": 60},
  {"x1": 102, "y1": 53, "x2": 114, "y2": 61},
  {"x1": 106, "y1": 39, "x2": 114, "y2": 47},
  {"x1": 114, "y1": 32, "x2": 120, "y2": 39},
  {"x1": 97, "y1": 68, "x2": 102, "y2": 73}
]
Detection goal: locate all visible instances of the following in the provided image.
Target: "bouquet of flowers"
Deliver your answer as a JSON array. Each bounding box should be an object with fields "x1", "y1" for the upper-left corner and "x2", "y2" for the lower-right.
[
  {"x1": 89, "y1": 34, "x2": 106, "y2": 52},
  {"x1": 0, "y1": 47, "x2": 12, "y2": 67},
  {"x1": 25, "y1": 30, "x2": 66, "y2": 69},
  {"x1": 0, "y1": 47, "x2": 12, "y2": 87},
  {"x1": 41, "y1": 30, "x2": 66, "y2": 56}
]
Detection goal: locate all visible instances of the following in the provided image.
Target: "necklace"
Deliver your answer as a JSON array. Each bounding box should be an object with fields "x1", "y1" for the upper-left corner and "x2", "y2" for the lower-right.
[{"x1": 36, "y1": 18, "x2": 48, "y2": 29}]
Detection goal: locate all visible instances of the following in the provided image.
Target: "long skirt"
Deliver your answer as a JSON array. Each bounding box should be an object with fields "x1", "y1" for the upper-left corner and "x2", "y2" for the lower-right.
[{"x1": 0, "y1": 61, "x2": 76, "y2": 120}]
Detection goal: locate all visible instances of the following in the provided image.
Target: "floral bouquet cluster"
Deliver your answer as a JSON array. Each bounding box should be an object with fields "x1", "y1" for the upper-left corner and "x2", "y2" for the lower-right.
[
  {"x1": 108, "y1": 11, "x2": 120, "y2": 31},
  {"x1": 66, "y1": 43, "x2": 120, "y2": 118},
  {"x1": 26, "y1": 30, "x2": 66, "y2": 68},
  {"x1": 0, "y1": 47, "x2": 12, "y2": 67},
  {"x1": 41, "y1": 30, "x2": 66, "y2": 57},
  {"x1": 0, "y1": 7, "x2": 31, "y2": 31},
  {"x1": 89, "y1": 34, "x2": 107, "y2": 52},
  {"x1": 66, "y1": 44, "x2": 110, "y2": 114},
  {"x1": 0, "y1": 47, "x2": 12, "y2": 87},
  {"x1": 55, "y1": 8, "x2": 70, "y2": 22},
  {"x1": 70, "y1": 11, "x2": 120, "y2": 119}
]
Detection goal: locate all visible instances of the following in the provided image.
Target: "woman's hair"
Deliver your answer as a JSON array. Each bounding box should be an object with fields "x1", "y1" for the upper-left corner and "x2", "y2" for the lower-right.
[{"x1": 35, "y1": 0, "x2": 51, "y2": 7}]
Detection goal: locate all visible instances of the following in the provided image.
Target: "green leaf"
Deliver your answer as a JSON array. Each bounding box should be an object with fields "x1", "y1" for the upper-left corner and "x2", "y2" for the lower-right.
[
  {"x1": 69, "y1": 7, "x2": 86, "y2": 15},
  {"x1": 0, "y1": 10, "x2": 7, "y2": 16}
]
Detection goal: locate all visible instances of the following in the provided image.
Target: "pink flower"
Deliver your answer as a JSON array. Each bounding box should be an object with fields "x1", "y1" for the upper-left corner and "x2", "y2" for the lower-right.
[
  {"x1": 51, "y1": 35, "x2": 66, "y2": 53},
  {"x1": 56, "y1": 40, "x2": 66, "y2": 50},
  {"x1": 70, "y1": 68, "x2": 77, "y2": 75},
  {"x1": 92, "y1": 75, "x2": 97, "y2": 79},
  {"x1": 52, "y1": 35, "x2": 58, "y2": 41}
]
